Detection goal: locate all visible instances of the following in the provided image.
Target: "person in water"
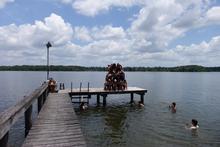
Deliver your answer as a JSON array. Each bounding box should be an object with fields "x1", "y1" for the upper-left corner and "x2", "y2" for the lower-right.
[
  {"x1": 80, "y1": 102, "x2": 88, "y2": 110},
  {"x1": 169, "y1": 102, "x2": 176, "y2": 112},
  {"x1": 185, "y1": 119, "x2": 199, "y2": 129},
  {"x1": 138, "y1": 101, "x2": 144, "y2": 107}
]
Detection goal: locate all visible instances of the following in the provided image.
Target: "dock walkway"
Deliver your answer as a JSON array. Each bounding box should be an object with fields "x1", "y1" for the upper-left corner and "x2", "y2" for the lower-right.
[{"x1": 22, "y1": 93, "x2": 86, "y2": 147}]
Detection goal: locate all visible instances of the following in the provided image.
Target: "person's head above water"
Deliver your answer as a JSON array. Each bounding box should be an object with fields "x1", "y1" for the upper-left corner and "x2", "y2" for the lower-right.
[
  {"x1": 172, "y1": 102, "x2": 176, "y2": 107},
  {"x1": 192, "y1": 119, "x2": 198, "y2": 127}
]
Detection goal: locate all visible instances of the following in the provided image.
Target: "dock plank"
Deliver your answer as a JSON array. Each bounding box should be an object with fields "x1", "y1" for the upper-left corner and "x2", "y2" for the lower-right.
[{"x1": 22, "y1": 93, "x2": 86, "y2": 147}]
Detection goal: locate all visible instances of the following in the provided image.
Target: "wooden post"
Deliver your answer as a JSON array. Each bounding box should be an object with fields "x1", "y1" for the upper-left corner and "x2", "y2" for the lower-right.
[
  {"x1": 103, "y1": 94, "x2": 107, "y2": 106},
  {"x1": 87, "y1": 82, "x2": 90, "y2": 92},
  {"x1": 38, "y1": 95, "x2": 43, "y2": 113},
  {"x1": 43, "y1": 90, "x2": 47, "y2": 104},
  {"x1": 71, "y1": 82, "x2": 73, "y2": 93},
  {"x1": 130, "y1": 93, "x2": 134, "y2": 103},
  {"x1": 80, "y1": 82, "x2": 82, "y2": 92},
  {"x1": 140, "y1": 93, "x2": 145, "y2": 104},
  {"x1": 25, "y1": 105, "x2": 32, "y2": 136},
  {"x1": 97, "y1": 94, "x2": 100, "y2": 105},
  {"x1": 63, "y1": 83, "x2": 65, "y2": 90},
  {"x1": 87, "y1": 95, "x2": 91, "y2": 104},
  {"x1": 59, "y1": 83, "x2": 62, "y2": 90},
  {"x1": 0, "y1": 132, "x2": 9, "y2": 147}
]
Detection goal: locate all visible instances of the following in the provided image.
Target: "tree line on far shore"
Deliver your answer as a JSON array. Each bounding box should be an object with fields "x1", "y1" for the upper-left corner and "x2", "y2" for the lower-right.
[{"x1": 0, "y1": 65, "x2": 220, "y2": 72}]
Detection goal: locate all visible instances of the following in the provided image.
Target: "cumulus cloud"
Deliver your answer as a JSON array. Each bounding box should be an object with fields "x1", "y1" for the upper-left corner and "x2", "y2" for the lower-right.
[
  {"x1": 0, "y1": 13, "x2": 73, "y2": 65},
  {"x1": 56, "y1": 0, "x2": 220, "y2": 55},
  {"x1": 1, "y1": 0, "x2": 220, "y2": 66},
  {"x1": 206, "y1": 6, "x2": 220, "y2": 24},
  {"x1": 0, "y1": 0, "x2": 14, "y2": 8},
  {"x1": 59, "y1": 0, "x2": 143, "y2": 16},
  {"x1": 128, "y1": 0, "x2": 215, "y2": 52},
  {"x1": 74, "y1": 26, "x2": 92, "y2": 42}
]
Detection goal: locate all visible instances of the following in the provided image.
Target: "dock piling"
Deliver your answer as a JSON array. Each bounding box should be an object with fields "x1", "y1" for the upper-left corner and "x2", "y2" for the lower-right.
[
  {"x1": 102, "y1": 94, "x2": 107, "y2": 106},
  {"x1": 97, "y1": 94, "x2": 100, "y2": 105},
  {"x1": 140, "y1": 93, "x2": 145, "y2": 104},
  {"x1": 130, "y1": 93, "x2": 134, "y2": 103}
]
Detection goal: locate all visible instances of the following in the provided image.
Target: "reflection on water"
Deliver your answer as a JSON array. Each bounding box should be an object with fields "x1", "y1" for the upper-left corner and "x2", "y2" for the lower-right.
[{"x1": 75, "y1": 103, "x2": 144, "y2": 147}]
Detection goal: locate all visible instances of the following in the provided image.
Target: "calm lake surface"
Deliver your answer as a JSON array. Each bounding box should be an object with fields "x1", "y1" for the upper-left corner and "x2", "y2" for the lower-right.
[{"x1": 0, "y1": 71, "x2": 220, "y2": 147}]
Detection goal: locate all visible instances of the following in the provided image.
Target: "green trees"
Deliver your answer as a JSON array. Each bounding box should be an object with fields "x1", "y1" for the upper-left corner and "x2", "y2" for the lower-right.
[{"x1": 0, "y1": 65, "x2": 219, "y2": 72}]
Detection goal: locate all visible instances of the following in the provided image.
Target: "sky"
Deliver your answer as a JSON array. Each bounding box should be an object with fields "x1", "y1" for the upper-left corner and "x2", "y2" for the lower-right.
[{"x1": 0, "y1": 0, "x2": 220, "y2": 67}]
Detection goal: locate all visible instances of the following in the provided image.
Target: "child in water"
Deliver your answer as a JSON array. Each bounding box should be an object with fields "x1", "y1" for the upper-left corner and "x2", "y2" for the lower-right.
[
  {"x1": 80, "y1": 102, "x2": 88, "y2": 110},
  {"x1": 169, "y1": 102, "x2": 176, "y2": 112},
  {"x1": 138, "y1": 101, "x2": 144, "y2": 107},
  {"x1": 185, "y1": 119, "x2": 199, "y2": 130}
]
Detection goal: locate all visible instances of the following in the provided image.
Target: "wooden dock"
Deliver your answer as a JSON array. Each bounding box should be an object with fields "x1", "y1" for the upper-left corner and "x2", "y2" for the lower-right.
[
  {"x1": 60, "y1": 87, "x2": 147, "y2": 106},
  {"x1": 0, "y1": 82, "x2": 147, "y2": 147},
  {"x1": 22, "y1": 93, "x2": 86, "y2": 147}
]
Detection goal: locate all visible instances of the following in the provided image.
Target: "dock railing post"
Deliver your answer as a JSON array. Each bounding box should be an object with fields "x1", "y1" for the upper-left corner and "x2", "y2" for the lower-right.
[
  {"x1": 87, "y1": 82, "x2": 90, "y2": 92},
  {"x1": 43, "y1": 90, "x2": 47, "y2": 103},
  {"x1": 0, "y1": 132, "x2": 9, "y2": 147},
  {"x1": 71, "y1": 82, "x2": 73, "y2": 93},
  {"x1": 38, "y1": 94, "x2": 43, "y2": 113},
  {"x1": 25, "y1": 104, "x2": 33, "y2": 136},
  {"x1": 80, "y1": 82, "x2": 82, "y2": 92}
]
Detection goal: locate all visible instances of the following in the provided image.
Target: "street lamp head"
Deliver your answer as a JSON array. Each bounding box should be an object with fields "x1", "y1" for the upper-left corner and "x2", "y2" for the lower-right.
[{"x1": 46, "y1": 41, "x2": 52, "y2": 49}]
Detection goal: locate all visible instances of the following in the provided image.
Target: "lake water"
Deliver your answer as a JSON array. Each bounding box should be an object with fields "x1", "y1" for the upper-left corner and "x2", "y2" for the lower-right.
[{"x1": 0, "y1": 71, "x2": 220, "y2": 147}]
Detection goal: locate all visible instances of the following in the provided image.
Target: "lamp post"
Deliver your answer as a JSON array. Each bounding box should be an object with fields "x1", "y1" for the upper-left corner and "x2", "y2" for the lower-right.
[{"x1": 46, "y1": 42, "x2": 52, "y2": 80}]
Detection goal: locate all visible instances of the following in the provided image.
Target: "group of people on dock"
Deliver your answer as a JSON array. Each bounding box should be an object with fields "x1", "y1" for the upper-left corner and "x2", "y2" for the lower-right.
[{"x1": 104, "y1": 63, "x2": 127, "y2": 91}]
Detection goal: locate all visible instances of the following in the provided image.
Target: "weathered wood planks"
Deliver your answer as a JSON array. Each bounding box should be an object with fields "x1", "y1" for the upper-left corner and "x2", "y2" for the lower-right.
[
  {"x1": 0, "y1": 82, "x2": 48, "y2": 147},
  {"x1": 22, "y1": 93, "x2": 86, "y2": 147}
]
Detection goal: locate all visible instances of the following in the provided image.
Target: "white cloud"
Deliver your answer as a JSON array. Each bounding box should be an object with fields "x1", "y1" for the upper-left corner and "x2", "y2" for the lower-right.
[
  {"x1": 1, "y1": 0, "x2": 220, "y2": 66},
  {"x1": 0, "y1": 13, "x2": 73, "y2": 65},
  {"x1": 74, "y1": 26, "x2": 92, "y2": 42},
  {"x1": 206, "y1": 6, "x2": 220, "y2": 24},
  {"x1": 127, "y1": 0, "x2": 219, "y2": 53},
  {"x1": 0, "y1": 13, "x2": 73, "y2": 48},
  {"x1": 59, "y1": 0, "x2": 143, "y2": 16},
  {"x1": 92, "y1": 25, "x2": 126, "y2": 40},
  {"x1": 0, "y1": 0, "x2": 14, "y2": 8}
]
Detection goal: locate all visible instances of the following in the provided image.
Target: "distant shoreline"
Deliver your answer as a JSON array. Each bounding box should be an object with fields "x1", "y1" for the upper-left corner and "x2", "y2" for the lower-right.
[{"x1": 0, "y1": 65, "x2": 220, "y2": 72}]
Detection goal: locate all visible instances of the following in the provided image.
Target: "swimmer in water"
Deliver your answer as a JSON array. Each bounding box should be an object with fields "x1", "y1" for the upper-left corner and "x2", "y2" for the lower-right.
[
  {"x1": 80, "y1": 102, "x2": 88, "y2": 110},
  {"x1": 185, "y1": 119, "x2": 199, "y2": 130},
  {"x1": 169, "y1": 102, "x2": 176, "y2": 112},
  {"x1": 138, "y1": 101, "x2": 144, "y2": 107}
]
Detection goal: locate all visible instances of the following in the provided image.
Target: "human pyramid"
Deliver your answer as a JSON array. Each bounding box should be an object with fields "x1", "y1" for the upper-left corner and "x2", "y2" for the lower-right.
[{"x1": 104, "y1": 63, "x2": 127, "y2": 90}]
